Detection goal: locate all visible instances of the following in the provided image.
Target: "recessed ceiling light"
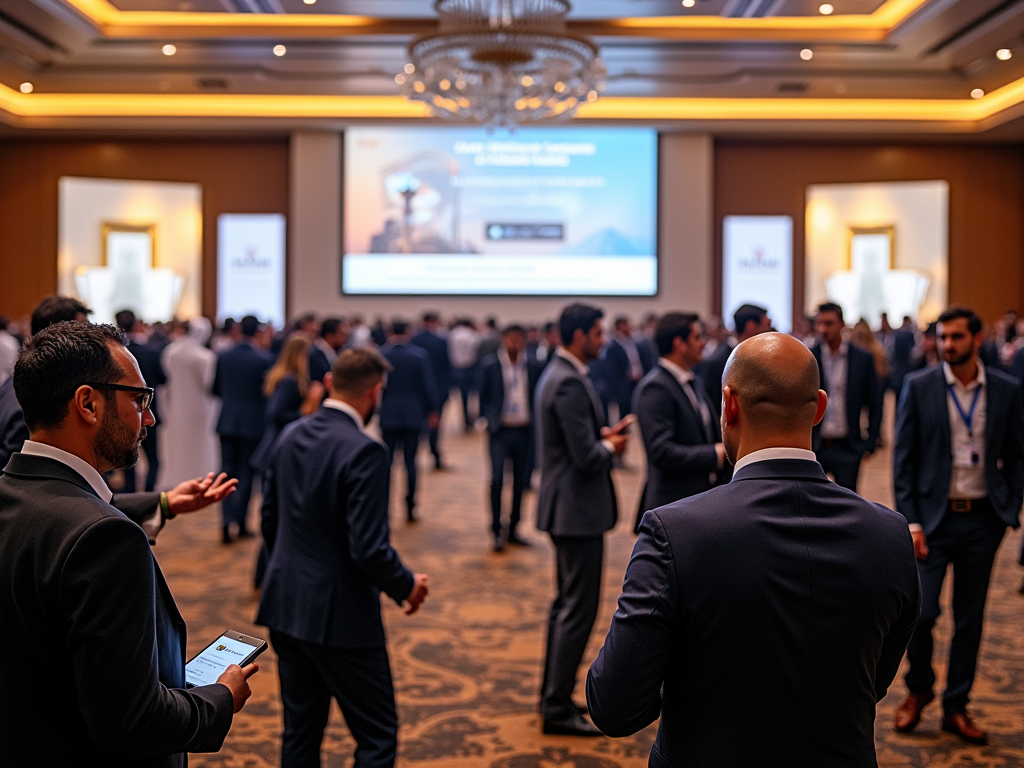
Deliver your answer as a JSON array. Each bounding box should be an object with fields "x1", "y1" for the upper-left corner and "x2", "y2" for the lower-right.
[
  {"x1": 971, "y1": 88, "x2": 985, "y2": 99},
  {"x1": 682, "y1": 0, "x2": 696, "y2": 7},
  {"x1": 19, "y1": 82, "x2": 33, "y2": 94},
  {"x1": 303, "y1": 0, "x2": 316, "y2": 4},
  {"x1": 162, "y1": 44, "x2": 176, "y2": 56},
  {"x1": 800, "y1": 49, "x2": 814, "y2": 61},
  {"x1": 819, "y1": 3, "x2": 834, "y2": 14},
  {"x1": 997, "y1": 48, "x2": 1013, "y2": 61},
  {"x1": 273, "y1": 44, "x2": 287, "y2": 57}
]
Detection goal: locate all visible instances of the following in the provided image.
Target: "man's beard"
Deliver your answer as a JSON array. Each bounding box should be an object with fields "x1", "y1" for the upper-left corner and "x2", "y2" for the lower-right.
[
  {"x1": 96, "y1": 408, "x2": 143, "y2": 470},
  {"x1": 944, "y1": 348, "x2": 973, "y2": 367},
  {"x1": 722, "y1": 418, "x2": 738, "y2": 467}
]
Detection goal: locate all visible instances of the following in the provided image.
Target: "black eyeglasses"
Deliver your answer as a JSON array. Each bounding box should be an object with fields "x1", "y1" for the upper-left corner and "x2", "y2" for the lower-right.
[{"x1": 82, "y1": 382, "x2": 155, "y2": 411}]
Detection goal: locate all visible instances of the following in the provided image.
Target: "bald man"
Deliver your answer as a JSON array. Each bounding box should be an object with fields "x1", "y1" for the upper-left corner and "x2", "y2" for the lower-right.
[{"x1": 587, "y1": 333, "x2": 920, "y2": 767}]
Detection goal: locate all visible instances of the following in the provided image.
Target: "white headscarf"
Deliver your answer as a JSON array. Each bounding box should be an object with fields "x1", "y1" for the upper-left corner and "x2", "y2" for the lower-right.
[{"x1": 186, "y1": 316, "x2": 212, "y2": 345}]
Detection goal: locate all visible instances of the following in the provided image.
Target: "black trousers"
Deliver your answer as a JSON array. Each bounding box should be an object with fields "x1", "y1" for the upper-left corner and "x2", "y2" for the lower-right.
[
  {"x1": 452, "y1": 367, "x2": 477, "y2": 429},
  {"x1": 541, "y1": 534, "x2": 604, "y2": 720},
  {"x1": 426, "y1": 395, "x2": 448, "y2": 462},
  {"x1": 123, "y1": 424, "x2": 160, "y2": 493},
  {"x1": 271, "y1": 631, "x2": 398, "y2": 768},
  {"x1": 905, "y1": 502, "x2": 1006, "y2": 715},
  {"x1": 219, "y1": 436, "x2": 259, "y2": 528},
  {"x1": 816, "y1": 438, "x2": 862, "y2": 492},
  {"x1": 382, "y1": 428, "x2": 421, "y2": 509},
  {"x1": 488, "y1": 426, "x2": 531, "y2": 537}
]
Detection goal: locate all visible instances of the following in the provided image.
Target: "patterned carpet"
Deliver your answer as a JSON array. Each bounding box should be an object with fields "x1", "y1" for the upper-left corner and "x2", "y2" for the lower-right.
[{"x1": 151, "y1": 396, "x2": 1024, "y2": 768}]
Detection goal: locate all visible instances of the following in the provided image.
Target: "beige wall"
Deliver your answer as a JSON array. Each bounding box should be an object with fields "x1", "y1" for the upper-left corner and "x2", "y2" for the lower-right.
[{"x1": 289, "y1": 131, "x2": 714, "y2": 325}]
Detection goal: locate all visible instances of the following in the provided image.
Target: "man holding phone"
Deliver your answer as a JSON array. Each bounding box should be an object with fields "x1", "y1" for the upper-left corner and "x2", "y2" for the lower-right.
[{"x1": 0, "y1": 322, "x2": 257, "y2": 768}]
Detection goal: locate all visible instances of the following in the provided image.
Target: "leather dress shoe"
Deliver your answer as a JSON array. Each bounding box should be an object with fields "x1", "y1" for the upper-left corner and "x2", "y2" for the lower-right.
[
  {"x1": 894, "y1": 692, "x2": 934, "y2": 732},
  {"x1": 542, "y1": 711, "x2": 602, "y2": 737},
  {"x1": 493, "y1": 535, "x2": 505, "y2": 553},
  {"x1": 221, "y1": 525, "x2": 233, "y2": 545},
  {"x1": 942, "y1": 712, "x2": 987, "y2": 745}
]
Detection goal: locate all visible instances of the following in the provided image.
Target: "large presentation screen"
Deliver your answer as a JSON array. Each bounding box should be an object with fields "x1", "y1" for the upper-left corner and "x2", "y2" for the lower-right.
[{"x1": 342, "y1": 127, "x2": 658, "y2": 296}]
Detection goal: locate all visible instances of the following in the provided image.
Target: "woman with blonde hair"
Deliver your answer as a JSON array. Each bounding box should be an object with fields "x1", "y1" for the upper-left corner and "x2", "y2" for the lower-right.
[{"x1": 850, "y1": 319, "x2": 890, "y2": 381}]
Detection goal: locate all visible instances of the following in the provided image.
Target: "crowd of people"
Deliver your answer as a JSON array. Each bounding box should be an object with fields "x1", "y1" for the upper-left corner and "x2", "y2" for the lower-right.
[{"x1": 0, "y1": 292, "x2": 1023, "y2": 767}]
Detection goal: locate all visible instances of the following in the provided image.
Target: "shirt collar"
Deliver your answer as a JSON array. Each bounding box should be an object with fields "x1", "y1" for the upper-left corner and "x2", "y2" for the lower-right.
[
  {"x1": 733, "y1": 447, "x2": 819, "y2": 474},
  {"x1": 556, "y1": 347, "x2": 591, "y2": 377},
  {"x1": 20, "y1": 440, "x2": 113, "y2": 503},
  {"x1": 822, "y1": 340, "x2": 848, "y2": 359},
  {"x1": 658, "y1": 356, "x2": 695, "y2": 385},
  {"x1": 322, "y1": 398, "x2": 365, "y2": 431},
  {"x1": 499, "y1": 348, "x2": 525, "y2": 369},
  {"x1": 943, "y1": 360, "x2": 985, "y2": 390}
]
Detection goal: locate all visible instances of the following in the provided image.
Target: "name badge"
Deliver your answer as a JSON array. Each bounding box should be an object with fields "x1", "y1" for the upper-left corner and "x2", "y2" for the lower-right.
[{"x1": 953, "y1": 440, "x2": 981, "y2": 469}]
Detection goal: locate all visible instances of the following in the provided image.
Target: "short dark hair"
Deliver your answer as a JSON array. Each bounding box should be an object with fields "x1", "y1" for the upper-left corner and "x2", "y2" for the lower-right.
[
  {"x1": 613, "y1": 315, "x2": 630, "y2": 329},
  {"x1": 502, "y1": 324, "x2": 526, "y2": 337},
  {"x1": 937, "y1": 306, "x2": 983, "y2": 336},
  {"x1": 558, "y1": 304, "x2": 603, "y2": 346},
  {"x1": 114, "y1": 310, "x2": 137, "y2": 334},
  {"x1": 422, "y1": 311, "x2": 440, "y2": 323},
  {"x1": 320, "y1": 318, "x2": 343, "y2": 338},
  {"x1": 391, "y1": 319, "x2": 409, "y2": 337},
  {"x1": 655, "y1": 312, "x2": 699, "y2": 356},
  {"x1": 14, "y1": 322, "x2": 127, "y2": 432},
  {"x1": 733, "y1": 303, "x2": 767, "y2": 335},
  {"x1": 240, "y1": 315, "x2": 260, "y2": 337},
  {"x1": 331, "y1": 348, "x2": 392, "y2": 396},
  {"x1": 817, "y1": 302, "x2": 844, "y2": 323},
  {"x1": 31, "y1": 296, "x2": 91, "y2": 337}
]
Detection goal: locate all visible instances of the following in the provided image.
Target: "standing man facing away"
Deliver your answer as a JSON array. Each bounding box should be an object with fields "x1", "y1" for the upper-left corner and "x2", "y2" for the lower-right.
[
  {"x1": 257, "y1": 348, "x2": 428, "y2": 768},
  {"x1": 411, "y1": 312, "x2": 453, "y2": 470},
  {"x1": 700, "y1": 303, "x2": 770, "y2": 415},
  {"x1": 587, "y1": 332, "x2": 920, "y2": 767},
  {"x1": 603, "y1": 316, "x2": 647, "y2": 421},
  {"x1": 479, "y1": 324, "x2": 543, "y2": 552},
  {"x1": 213, "y1": 314, "x2": 273, "y2": 543},
  {"x1": 892, "y1": 306, "x2": 1024, "y2": 744},
  {"x1": 634, "y1": 312, "x2": 727, "y2": 531},
  {"x1": 115, "y1": 309, "x2": 167, "y2": 493},
  {"x1": 309, "y1": 317, "x2": 345, "y2": 386},
  {"x1": 811, "y1": 302, "x2": 882, "y2": 492},
  {"x1": 0, "y1": 322, "x2": 257, "y2": 768},
  {"x1": 536, "y1": 303, "x2": 628, "y2": 736}
]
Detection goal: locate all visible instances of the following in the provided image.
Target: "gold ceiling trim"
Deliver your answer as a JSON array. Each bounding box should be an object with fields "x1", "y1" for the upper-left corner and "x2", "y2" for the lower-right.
[{"x1": 64, "y1": 0, "x2": 931, "y2": 41}]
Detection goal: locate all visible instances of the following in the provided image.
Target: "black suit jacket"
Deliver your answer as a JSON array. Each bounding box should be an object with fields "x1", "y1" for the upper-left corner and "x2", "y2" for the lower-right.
[
  {"x1": 308, "y1": 345, "x2": 332, "y2": 386},
  {"x1": 213, "y1": 341, "x2": 273, "y2": 441},
  {"x1": 877, "y1": 329, "x2": 914, "y2": 393},
  {"x1": 634, "y1": 364, "x2": 724, "y2": 519},
  {"x1": 0, "y1": 453, "x2": 233, "y2": 767},
  {"x1": 251, "y1": 374, "x2": 304, "y2": 473},
  {"x1": 603, "y1": 337, "x2": 646, "y2": 405},
  {"x1": 128, "y1": 340, "x2": 168, "y2": 425},
  {"x1": 893, "y1": 364, "x2": 1024, "y2": 534},
  {"x1": 587, "y1": 458, "x2": 920, "y2": 767},
  {"x1": 411, "y1": 330, "x2": 453, "y2": 407},
  {"x1": 811, "y1": 342, "x2": 882, "y2": 454},
  {"x1": 379, "y1": 343, "x2": 438, "y2": 431},
  {"x1": 478, "y1": 353, "x2": 543, "y2": 434},
  {"x1": 698, "y1": 339, "x2": 734, "y2": 417},
  {"x1": 256, "y1": 406, "x2": 414, "y2": 648}
]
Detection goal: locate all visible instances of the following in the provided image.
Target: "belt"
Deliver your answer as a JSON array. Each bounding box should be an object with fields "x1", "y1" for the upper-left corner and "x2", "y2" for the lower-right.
[{"x1": 948, "y1": 497, "x2": 989, "y2": 513}]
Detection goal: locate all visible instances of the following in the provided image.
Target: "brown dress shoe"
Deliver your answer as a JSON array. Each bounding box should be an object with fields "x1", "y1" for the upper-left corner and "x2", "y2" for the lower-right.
[
  {"x1": 894, "y1": 692, "x2": 934, "y2": 732},
  {"x1": 942, "y1": 712, "x2": 987, "y2": 745}
]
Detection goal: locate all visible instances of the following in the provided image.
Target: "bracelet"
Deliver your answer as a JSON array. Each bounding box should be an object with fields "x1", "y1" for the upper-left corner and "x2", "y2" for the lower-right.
[{"x1": 160, "y1": 492, "x2": 175, "y2": 521}]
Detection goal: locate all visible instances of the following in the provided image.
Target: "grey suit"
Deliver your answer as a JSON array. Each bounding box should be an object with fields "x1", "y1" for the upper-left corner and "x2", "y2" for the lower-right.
[{"x1": 535, "y1": 353, "x2": 618, "y2": 720}]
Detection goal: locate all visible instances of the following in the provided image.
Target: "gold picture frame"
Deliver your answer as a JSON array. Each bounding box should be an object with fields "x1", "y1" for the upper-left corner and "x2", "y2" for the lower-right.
[
  {"x1": 847, "y1": 225, "x2": 895, "y2": 270},
  {"x1": 101, "y1": 222, "x2": 156, "y2": 267}
]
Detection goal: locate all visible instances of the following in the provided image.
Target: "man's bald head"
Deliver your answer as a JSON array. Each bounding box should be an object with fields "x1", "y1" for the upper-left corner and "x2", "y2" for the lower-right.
[{"x1": 723, "y1": 333, "x2": 821, "y2": 438}]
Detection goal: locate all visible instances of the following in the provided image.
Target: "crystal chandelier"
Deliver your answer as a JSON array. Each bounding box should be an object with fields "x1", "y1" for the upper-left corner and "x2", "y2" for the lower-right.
[{"x1": 397, "y1": 0, "x2": 606, "y2": 128}]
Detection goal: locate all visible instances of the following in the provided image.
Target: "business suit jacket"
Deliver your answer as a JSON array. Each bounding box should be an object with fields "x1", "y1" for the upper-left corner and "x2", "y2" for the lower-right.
[
  {"x1": 411, "y1": 329, "x2": 453, "y2": 408},
  {"x1": 877, "y1": 329, "x2": 915, "y2": 394},
  {"x1": 251, "y1": 374, "x2": 304, "y2": 472},
  {"x1": 0, "y1": 453, "x2": 233, "y2": 767},
  {"x1": 534, "y1": 355, "x2": 617, "y2": 537},
  {"x1": 634, "y1": 364, "x2": 723, "y2": 516},
  {"x1": 308, "y1": 345, "x2": 332, "y2": 386},
  {"x1": 587, "y1": 458, "x2": 920, "y2": 768},
  {"x1": 697, "y1": 339, "x2": 734, "y2": 417},
  {"x1": 128, "y1": 340, "x2": 168, "y2": 425},
  {"x1": 256, "y1": 406, "x2": 415, "y2": 648},
  {"x1": 379, "y1": 342, "x2": 438, "y2": 432},
  {"x1": 811, "y1": 342, "x2": 882, "y2": 454},
  {"x1": 602, "y1": 337, "x2": 647, "y2": 407},
  {"x1": 893, "y1": 364, "x2": 1024, "y2": 535},
  {"x1": 213, "y1": 340, "x2": 273, "y2": 441},
  {"x1": 478, "y1": 353, "x2": 543, "y2": 434}
]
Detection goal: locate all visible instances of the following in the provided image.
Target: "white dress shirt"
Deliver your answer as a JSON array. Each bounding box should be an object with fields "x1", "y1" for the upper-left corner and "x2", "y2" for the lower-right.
[
  {"x1": 733, "y1": 447, "x2": 819, "y2": 474},
  {"x1": 944, "y1": 361, "x2": 987, "y2": 500},
  {"x1": 498, "y1": 349, "x2": 531, "y2": 427},
  {"x1": 820, "y1": 341, "x2": 849, "y2": 439},
  {"x1": 20, "y1": 440, "x2": 163, "y2": 538},
  {"x1": 616, "y1": 333, "x2": 644, "y2": 382},
  {"x1": 448, "y1": 326, "x2": 480, "y2": 369},
  {"x1": 658, "y1": 357, "x2": 713, "y2": 438}
]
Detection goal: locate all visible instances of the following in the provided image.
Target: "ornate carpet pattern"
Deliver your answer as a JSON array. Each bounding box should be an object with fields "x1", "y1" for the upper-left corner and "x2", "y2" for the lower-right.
[{"x1": 153, "y1": 401, "x2": 1024, "y2": 768}]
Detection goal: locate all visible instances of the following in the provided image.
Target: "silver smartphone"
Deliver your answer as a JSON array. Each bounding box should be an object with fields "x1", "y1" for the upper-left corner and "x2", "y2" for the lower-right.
[{"x1": 184, "y1": 629, "x2": 267, "y2": 688}]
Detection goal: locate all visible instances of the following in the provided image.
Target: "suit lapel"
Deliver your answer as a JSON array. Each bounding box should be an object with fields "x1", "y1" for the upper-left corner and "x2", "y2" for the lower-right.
[
  {"x1": 659, "y1": 364, "x2": 710, "y2": 442},
  {"x1": 560, "y1": 356, "x2": 605, "y2": 425},
  {"x1": 931, "y1": 367, "x2": 952, "y2": 455}
]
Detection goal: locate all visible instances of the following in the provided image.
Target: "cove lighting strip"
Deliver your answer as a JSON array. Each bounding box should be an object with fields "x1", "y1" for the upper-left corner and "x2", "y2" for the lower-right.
[{"x1": 64, "y1": 0, "x2": 930, "y2": 42}]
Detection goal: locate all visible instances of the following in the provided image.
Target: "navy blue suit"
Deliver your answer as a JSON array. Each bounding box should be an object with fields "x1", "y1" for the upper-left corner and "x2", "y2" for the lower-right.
[
  {"x1": 125, "y1": 340, "x2": 167, "y2": 493},
  {"x1": 878, "y1": 329, "x2": 915, "y2": 394},
  {"x1": 257, "y1": 405, "x2": 414, "y2": 768},
  {"x1": 411, "y1": 330, "x2": 453, "y2": 463},
  {"x1": 697, "y1": 340, "x2": 734, "y2": 417},
  {"x1": 308, "y1": 345, "x2": 332, "y2": 387},
  {"x1": 894, "y1": 364, "x2": 1024, "y2": 715},
  {"x1": 0, "y1": 377, "x2": 28, "y2": 471},
  {"x1": 602, "y1": 337, "x2": 648, "y2": 419},
  {"x1": 213, "y1": 340, "x2": 273, "y2": 530},
  {"x1": 588, "y1": 458, "x2": 920, "y2": 767},
  {"x1": 379, "y1": 342, "x2": 437, "y2": 514}
]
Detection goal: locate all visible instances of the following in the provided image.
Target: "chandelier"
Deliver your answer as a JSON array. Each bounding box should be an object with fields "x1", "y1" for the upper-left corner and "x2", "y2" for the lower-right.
[{"x1": 397, "y1": 0, "x2": 606, "y2": 128}]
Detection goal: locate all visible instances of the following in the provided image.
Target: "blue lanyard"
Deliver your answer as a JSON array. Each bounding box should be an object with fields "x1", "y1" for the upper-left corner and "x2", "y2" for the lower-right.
[{"x1": 947, "y1": 384, "x2": 982, "y2": 438}]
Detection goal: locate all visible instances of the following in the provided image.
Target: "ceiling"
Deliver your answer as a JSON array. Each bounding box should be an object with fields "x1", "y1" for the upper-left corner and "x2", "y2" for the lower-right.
[{"x1": 4, "y1": 0, "x2": 1024, "y2": 136}]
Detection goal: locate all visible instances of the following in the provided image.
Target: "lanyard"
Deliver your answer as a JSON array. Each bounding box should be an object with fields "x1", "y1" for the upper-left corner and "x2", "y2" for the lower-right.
[{"x1": 947, "y1": 383, "x2": 982, "y2": 438}]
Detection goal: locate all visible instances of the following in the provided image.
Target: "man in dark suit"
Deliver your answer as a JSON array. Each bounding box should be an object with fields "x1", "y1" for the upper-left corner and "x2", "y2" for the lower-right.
[
  {"x1": 0, "y1": 321, "x2": 256, "y2": 768},
  {"x1": 811, "y1": 302, "x2": 882, "y2": 492},
  {"x1": 877, "y1": 312, "x2": 916, "y2": 395},
  {"x1": 257, "y1": 348, "x2": 428, "y2": 768},
  {"x1": 379, "y1": 320, "x2": 439, "y2": 522},
  {"x1": 700, "y1": 303, "x2": 770, "y2": 415},
  {"x1": 536, "y1": 303, "x2": 628, "y2": 737},
  {"x1": 411, "y1": 312, "x2": 453, "y2": 470},
  {"x1": 213, "y1": 314, "x2": 273, "y2": 543},
  {"x1": 478, "y1": 324, "x2": 543, "y2": 552},
  {"x1": 634, "y1": 312, "x2": 726, "y2": 531},
  {"x1": 116, "y1": 310, "x2": 168, "y2": 492},
  {"x1": 892, "y1": 306, "x2": 1024, "y2": 745},
  {"x1": 587, "y1": 332, "x2": 920, "y2": 766},
  {"x1": 602, "y1": 316, "x2": 649, "y2": 421},
  {"x1": 309, "y1": 317, "x2": 345, "y2": 385}
]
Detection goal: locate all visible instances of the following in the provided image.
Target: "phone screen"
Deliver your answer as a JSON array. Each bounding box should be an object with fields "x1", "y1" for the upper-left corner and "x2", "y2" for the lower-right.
[{"x1": 185, "y1": 633, "x2": 262, "y2": 688}]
